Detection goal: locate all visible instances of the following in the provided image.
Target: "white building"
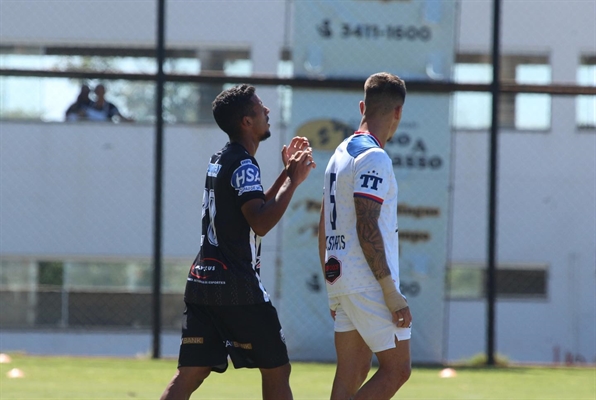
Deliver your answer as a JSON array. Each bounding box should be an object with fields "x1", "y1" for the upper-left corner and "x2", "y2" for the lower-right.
[{"x1": 0, "y1": 0, "x2": 594, "y2": 364}]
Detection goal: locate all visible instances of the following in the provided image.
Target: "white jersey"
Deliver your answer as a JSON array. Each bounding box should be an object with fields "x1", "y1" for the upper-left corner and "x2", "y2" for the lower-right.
[{"x1": 322, "y1": 131, "x2": 401, "y2": 297}]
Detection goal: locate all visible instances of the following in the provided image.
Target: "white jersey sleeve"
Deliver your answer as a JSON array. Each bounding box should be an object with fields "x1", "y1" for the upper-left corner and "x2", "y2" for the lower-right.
[{"x1": 353, "y1": 148, "x2": 393, "y2": 204}]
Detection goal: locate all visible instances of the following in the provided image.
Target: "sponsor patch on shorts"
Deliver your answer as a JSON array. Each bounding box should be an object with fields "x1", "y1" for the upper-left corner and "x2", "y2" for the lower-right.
[
  {"x1": 224, "y1": 340, "x2": 253, "y2": 350},
  {"x1": 182, "y1": 337, "x2": 204, "y2": 345}
]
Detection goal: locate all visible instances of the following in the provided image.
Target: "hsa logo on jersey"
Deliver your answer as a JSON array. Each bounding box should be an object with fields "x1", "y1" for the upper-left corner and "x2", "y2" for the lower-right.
[
  {"x1": 359, "y1": 170, "x2": 383, "y2": 190},
  {"x1": 232, "y1": 160, "x2": 263, "y2": 195}
]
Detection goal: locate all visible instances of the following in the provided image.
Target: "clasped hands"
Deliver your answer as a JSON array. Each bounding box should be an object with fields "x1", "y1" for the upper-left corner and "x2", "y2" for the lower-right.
[{"x1": 282, "y1": 136, "x2": 316, "y2": 183}]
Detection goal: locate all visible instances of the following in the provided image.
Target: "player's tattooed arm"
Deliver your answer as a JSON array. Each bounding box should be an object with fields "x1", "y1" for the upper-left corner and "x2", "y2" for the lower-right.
[
  {"x1": 354, "y1": 196, "x2": 391, "y2": 280},
  {"x1": 355, "y1": 196, "x2": 409, "y2": 319}
]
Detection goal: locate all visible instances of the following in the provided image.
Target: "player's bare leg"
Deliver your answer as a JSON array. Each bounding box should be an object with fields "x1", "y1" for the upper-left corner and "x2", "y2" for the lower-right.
[
  {"x1": 160, "y1": 366, "x2": 211, "y2": 400},
  {"x1": 331, "y1": 330, "x2": 373, "y2": 400},
  {"x1": 260, "y1": 363, "x2": 293, "y2": 400},
  {"x1": 353, "y1": 337, "x2": 411, "y2": 400}
]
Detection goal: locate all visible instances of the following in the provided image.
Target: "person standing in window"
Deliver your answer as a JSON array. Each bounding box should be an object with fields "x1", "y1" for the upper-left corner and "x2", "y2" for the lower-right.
[
  {"x1": 65, "y1": 84, "x2": 92, "y2": 121},
  {"x1": 87, "y1": 83, "x2": 133, "y2": 122}
]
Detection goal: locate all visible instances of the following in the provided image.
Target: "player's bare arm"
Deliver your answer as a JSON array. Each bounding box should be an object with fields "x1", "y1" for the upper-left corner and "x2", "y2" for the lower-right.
[
  {"x1": 354, "y1": 196, "x2": 412, "y2": 327},
  {"x1": 243, "y1": 149, "x2": 315, "y2": 236},
  {"x1": 354, "y1": 196, "x2": 391, "y2": 280}
]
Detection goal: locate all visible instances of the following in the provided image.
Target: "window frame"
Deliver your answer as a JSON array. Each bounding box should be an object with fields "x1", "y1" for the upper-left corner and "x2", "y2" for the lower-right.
[
  {"x1": 446, "y1": 262, "x2": 549, "y2": 301},
  {"x1": 453, "y1": 53, "x2": 553, "y2": 133}
]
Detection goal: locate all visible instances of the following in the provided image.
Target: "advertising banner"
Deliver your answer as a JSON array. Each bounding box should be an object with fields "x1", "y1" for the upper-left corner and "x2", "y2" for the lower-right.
[{"x1": 280, "y1": 0, "x2": 457, "y2": 363}]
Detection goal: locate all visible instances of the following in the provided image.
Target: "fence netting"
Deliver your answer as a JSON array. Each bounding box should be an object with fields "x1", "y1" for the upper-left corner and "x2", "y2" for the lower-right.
[{"x1": 0, "y1": 0, "x2": 594, "y2": 364}]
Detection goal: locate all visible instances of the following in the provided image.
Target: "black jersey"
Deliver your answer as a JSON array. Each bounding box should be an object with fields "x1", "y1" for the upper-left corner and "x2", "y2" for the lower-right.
[{"x1": 184, "y1": 142, "x2": 270, "y2": 305}]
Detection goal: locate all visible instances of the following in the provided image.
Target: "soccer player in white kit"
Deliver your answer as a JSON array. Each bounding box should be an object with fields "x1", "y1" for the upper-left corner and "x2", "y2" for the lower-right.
[{"x1": 318, "y1": 72, "x2": 412, "y2": 400}]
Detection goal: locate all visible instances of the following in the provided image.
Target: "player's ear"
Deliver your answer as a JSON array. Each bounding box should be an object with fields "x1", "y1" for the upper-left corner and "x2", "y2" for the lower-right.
[
  {"x1": 394, "y1": 105, "x2": 403, "y2": 121},
  {"x1": 241, "y1": 114, "x2": 253, "y2": 128},
  {"x1": 359, "y1": 100, "x2": 365, "y2": 115}
]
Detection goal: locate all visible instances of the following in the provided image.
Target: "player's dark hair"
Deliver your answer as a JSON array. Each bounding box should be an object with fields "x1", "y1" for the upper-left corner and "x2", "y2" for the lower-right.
[
  {"x1": 364, "y1": 72, "x2": 407, "y2": 116},
  {"x1": 212, "y1": 84, "x2": 256, "y2": 138}
]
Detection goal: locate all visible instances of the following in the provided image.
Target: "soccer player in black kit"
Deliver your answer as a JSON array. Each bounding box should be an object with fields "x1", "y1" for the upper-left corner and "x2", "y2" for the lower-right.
[{"x1": 160, "y1": 84, "x2": 316, "y2": 400}]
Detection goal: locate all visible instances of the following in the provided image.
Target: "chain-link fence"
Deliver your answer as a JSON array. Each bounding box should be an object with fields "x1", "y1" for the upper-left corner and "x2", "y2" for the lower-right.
[{"x1": 0, "y1": 0, "x2": 594, "y2": 364}]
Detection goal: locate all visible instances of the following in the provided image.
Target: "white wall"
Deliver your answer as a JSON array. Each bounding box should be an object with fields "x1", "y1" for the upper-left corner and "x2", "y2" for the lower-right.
[
  {"x1": 447, "y1": 126, "x2": 596, "y2": 363},
  {"x1": 446, "y1": 0, "x2": 596, "y2": 364}
]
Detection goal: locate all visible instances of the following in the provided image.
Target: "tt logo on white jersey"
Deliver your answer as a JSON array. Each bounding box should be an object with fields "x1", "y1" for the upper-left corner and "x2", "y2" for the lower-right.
[{"x1": 359, "y1": 173, "x2": 383, "y2": 190}]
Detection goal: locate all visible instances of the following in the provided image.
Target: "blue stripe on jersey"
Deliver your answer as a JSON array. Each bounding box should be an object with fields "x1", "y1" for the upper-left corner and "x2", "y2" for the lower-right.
[{"x1": 347, "y1": 134, "x2": 380, "y2": 158}]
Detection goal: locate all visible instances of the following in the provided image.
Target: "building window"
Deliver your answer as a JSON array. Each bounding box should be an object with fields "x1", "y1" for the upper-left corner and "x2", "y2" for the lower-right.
[
  {"x1": 0, "y1": 45, "x2": 252, "y2": 123},
  {"x1": 452, "y1": 60, "x2": 492, "y2": 130},
  {"x1": 277, "y1": 48, "x2": 294, "y2": 126},
  {"x1": 577, "y1": 55, "x2": 596, "y2": 130},
  {"x1": 453, "y1": 54, "x2": 551, "y2": 131},
  {"x1": 198, "y1": 48, "x2": 251, "y2": 122},
  {"x1": 447, "y1": 263, "x2": 548, "y2": 300},
  {"x1": 0, "y1": 256, "x2": 189, "y2": 329}
]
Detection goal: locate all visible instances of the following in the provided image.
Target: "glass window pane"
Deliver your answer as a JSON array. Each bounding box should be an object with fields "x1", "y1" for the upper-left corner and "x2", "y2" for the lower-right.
[
  {"x1": 515, "y1": 64, "x2": 551, "y2": 130},
  {"x1": 0, "y1": 54, "x2": 52, "y2": 69},
  {"x1": 277, "y1": 60, "x2": 294, "y2": 125},
  {"x1": 447, "y1": 265, "x2": 484, "y2": 299},
  {"x1": 447, "y1": 264, "x2": 548, "y2": 299},
  {"x1": 66, "y1": 261, "x2": 129, "y2": 289},
  {"x1": 517, "y1": 64, "x2": 550, "y2": 85},
  {"x1": 454, "y1": 63, "x2": 492, "y2": 83},
  {"x1": 224, "y1": 59, "x2": 252, "y2": 76},
  {"x1": 0, "y1": 259, "x2": 33, "y2": 287},
  {"x1": 496, "y1": 269, "x2": 547, "y2": 297},
  {"x1": 577, "y1": 64, "x2": 596, "y2": 129},
  {"x1": 453, "y1": 63, "x2": 492, "y2": 129},
  {"x1": 164, "y1": 57, "x2": 200, "y2": 74},
  {"x1": 0, "y1": 77, "x2": 44, "y2": 119},
  {"x1": 163, "y1": 262, "x2": 189, "y2": 293},
  {"x1": 453, "y1": 92, "x2": 491, "y2": 129},
  {"x1": 515, "y1": 94, "x2": 551, "y2": 130}
]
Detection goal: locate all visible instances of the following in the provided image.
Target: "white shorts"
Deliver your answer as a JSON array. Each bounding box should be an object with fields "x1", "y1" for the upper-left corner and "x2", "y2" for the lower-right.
[{"x1": 329, "y1": 289, "x2": 411, "y2": 353}]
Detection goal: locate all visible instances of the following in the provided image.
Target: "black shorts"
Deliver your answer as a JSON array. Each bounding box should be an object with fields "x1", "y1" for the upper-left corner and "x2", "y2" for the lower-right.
[{"x1": 177, "y1": 302, "x2": 289, "y2": 373}]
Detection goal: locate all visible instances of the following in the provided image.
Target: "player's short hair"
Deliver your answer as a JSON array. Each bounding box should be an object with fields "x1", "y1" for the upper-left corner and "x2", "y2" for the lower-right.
[
  {"x1": 363, "y1": 72, "x2": 407, "y2": 116},
  {"x1": 212, "y1": 84, "x2": 256, "y2": 138}
]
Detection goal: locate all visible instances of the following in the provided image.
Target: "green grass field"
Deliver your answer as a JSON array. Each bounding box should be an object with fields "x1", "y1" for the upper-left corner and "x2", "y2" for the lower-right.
[{"x1": 0, "y1": 353, "x2": 594, "y2": 399}]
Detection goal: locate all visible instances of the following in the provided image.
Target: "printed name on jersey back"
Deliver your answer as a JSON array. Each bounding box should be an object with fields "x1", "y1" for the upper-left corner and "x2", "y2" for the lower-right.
[
  {"x1": 231, "y1": 160, "x2": 263, "y2": 195},
  {"x1": 326, "y1": 234, "x2": 346, "y2": 250}
]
